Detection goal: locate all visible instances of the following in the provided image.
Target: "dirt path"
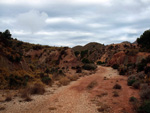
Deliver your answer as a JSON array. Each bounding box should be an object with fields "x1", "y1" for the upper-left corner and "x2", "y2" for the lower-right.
[{"x1": 3, "y1": 66, "x2": 139, "y2": 113}]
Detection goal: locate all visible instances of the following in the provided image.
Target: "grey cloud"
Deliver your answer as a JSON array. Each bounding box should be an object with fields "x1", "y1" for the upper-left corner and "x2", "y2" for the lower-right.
[{"x1": 0, "y1": 0, "x2": 150, "y2": 47}]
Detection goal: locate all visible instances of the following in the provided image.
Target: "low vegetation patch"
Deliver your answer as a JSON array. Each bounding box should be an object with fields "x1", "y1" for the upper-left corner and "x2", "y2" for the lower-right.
[
  {"x1": 113, "y1": 91, "x2": 119, "y2": 97},
  {"x1": 87, "y1": 80, "x2": 98, "y2": 90},
  {"x1": 97, "y1": 92, "x2": 108, "y2": 98},
  {"x1": 137, "y1": 100, "x2": 150, "y2": 113},
  {"x1": 140, "y1": 84, "x2": 150, "y2": 100},
  {"x1": 0, "y1": 106, "x2": 5, "y2": 111},
  {"x1": 82, "y1": 64, "x2": 97, "y2": 70},
  {"x1": 5, "y1": 95, "x2": 12, "y2": 102},
  {"x1": 129, "y1": 96, "x2": 137, "y2": 102},
  {"x1": 59, "y1": 77, "x2": 70, "y2": 86},
  {"x1": 113, "y1": 84, "x2": 122, "y2": 89},
  {"x1": 112, "y1": 64, "x2": 119, "y2": 69}
]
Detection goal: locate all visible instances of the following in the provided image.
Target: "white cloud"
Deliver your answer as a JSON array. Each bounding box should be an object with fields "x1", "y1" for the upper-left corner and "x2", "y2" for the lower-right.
[
  {"x1": 16, "y1": 10, "x2": 48, "y2": 32},
  {"x1": 46, "y1": 17, "x2": 81, "y2": 24}
]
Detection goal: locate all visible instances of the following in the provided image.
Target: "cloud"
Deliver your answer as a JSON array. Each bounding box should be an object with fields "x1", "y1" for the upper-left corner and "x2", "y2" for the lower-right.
[
  {"x1": 16, "y1": 10, "x2": 48, "y2": 32},
  {"x1": 0, "y1": 0, "x2": 150, "y2": 47}
]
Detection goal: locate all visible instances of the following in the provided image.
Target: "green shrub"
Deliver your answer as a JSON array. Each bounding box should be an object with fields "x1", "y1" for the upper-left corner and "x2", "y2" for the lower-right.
[
  {"x1": 82, "y1": 64, "x2": 97, "y2": 70},
  {"x1": 129, "y1": 96, "x2": 137, "y2": 102},
  {"x1": 140, "y1": 85, "x2": 150, "y2": 100},
  {"x1": 137, "y1": 29, "x2": 150, "y2": 52},
  {"x1": 41, "y1": 76, "x2": 52, "y2": 85},
  {"x1": 97, "y1": 61, "x2": 105, "y2": 65},
  {"x1": 127, "y1": 75, "x2": 136, "y2": 86},
  {"x1": 74, "y1": 51, "x2": 80, "y2": 57},
  {"x1": 132, "y1": 81, "x2": 140, "y2": 89},
  {"x1": 82, "y1": 58, "x2": 90, "y2": 64},
  {"x1": 81, "y1": 50, "x2": 88, "y2": 58},
  {"x1": 137, "y1": 100, "x2": 150, "y2": 113},
  {"x1": 128, "y1": 79, "x2": 136, "y2": 86},
  {"x1": 112, "y1": 64, "x2": 119, "y2": 69}
]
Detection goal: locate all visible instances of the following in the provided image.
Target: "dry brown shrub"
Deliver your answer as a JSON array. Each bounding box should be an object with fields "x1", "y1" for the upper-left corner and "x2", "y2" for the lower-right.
[
  {"x1": 5, "y1": 95, "x2": 12, "y2": 102},
  {"x1": 113, "y1": 84, "x2": 122, "y2": 89},
  {"x1": 87, "y1": 80, "x2": 98, "y2": 90},
  {"x1": 59, "y1": 77, "x2": 70, "y2": 86},
  {"x1": 113, "y1": 91, "x2": 119, "y2": 97},
  {"x1": 68, "y1": 75, "x2": 79, "y2": 81}
]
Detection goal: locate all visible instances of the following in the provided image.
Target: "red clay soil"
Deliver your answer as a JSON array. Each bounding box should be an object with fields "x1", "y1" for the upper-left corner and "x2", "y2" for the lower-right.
[{"x1": 3, "y1": 66, "x2": 139, "y2": 113}]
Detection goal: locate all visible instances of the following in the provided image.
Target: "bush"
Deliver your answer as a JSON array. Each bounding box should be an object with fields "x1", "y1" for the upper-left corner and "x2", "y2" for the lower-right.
[
  {"x1": 129, "y1": 96, "x2": 137, "y2": 102},
  {"x1": 82, "y1": 64, "x2": 97, "y2": 70},
  {"x1": 112, "y1": 64, "x2": 119, "y2": 69},
  {"x1": 30, "y1": 83, "x2": 45, "y2": 95},
  {"x1": 5, "y1": 95, "x2": 12, "y2": 102},
  {"x1": 97, "y1": 61, "x2": 105, "y2": 65},
  {"x1": 132, "y1": 81, "x2": 140, "y2": 89},
  {"x1": 87, "y1": 81, "x2": 98, "y2": 90},
  {"x1": 140, "y1": 84, "x2": 150, "y2": 100},
  {"x1": 137, "y1": 100, "x2": 150, "y2": 113},
  {"x1": 76, "y1": 67, "x2": 82, "y2": 73},
  {"x1": 137, "y1": 29, "x2": 150, "y2": 52},
  {"x1": 21, "y1": 83, "x2": 45, "y2": 97},
  {"x1": 41, "y1": 76, "x2": 52, "y2": 85},
  {"x1": 74, "y1": 51, "x2": 80, "y2": 57},
  {"x1": 127, "y1": 75, "x2": 136, "y2": 86},
  {"x1": 113, "y1": 84, "x2": 122, "y2": 89},
  {"x1": 113, "y1": 91, "x2": 119, "y2": 97},
  {"x1": 119, "y1": 69, "x2": 127, "y2": 75},
  {"x1": 128, "y1": 79, "x2": 136, "y2": 86},
  {"x1": 59, "y1": 77, "x2": 70, "y2": 86},
  {"x1": 69, "y1": 75, "x2": 79, "y2": 81},
  {"x1": 82, "y1": 58, "x2": 90, "y2": 64}
]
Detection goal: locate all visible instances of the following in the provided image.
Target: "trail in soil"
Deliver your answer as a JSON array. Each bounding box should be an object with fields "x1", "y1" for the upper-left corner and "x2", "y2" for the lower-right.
[{"x1": 3, "y1": 66, "x2": 139, "y2": 113}]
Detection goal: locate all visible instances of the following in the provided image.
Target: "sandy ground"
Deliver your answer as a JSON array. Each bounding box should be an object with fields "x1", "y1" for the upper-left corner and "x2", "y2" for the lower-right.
[{"x1": 0, "y1": 66, "x2": 139, "y2": 113}]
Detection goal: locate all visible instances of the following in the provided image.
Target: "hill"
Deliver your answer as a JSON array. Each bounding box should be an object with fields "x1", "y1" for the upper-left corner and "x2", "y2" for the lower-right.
[{"x1": 0, "y1": 30, "x2": 82, "y2": 89}]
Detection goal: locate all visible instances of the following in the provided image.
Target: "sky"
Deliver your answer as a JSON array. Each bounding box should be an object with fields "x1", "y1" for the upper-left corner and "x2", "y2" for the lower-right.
[{"x1": 0, "y1": 0, "x2": 150, "y2": 47}]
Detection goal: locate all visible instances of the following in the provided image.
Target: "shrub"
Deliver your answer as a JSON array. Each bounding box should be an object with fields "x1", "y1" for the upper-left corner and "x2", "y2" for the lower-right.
[
  {"x1": 140, "y1": 84, "x2": 150, "y2": 100},
  {"x1": 112, "y1": 64, "x2": 119, "y2": 69},
  {"x1": 30, "y1": 83, "x2": 45, "y2": 95},
  {"x1": 68, "y1": 75, "x2": 79, "y2": 81},
  {"x1": 132, "y1": 81, "x2": 140, "y2": 89},
  {"x1": 97, "y1": 61, "x2": 105, "y2": 65},
  {"x1": 82, "y1": 58, "x2": 90, "y2": 64},
  {"x1": 76, "y1": 67, "x2": 82, "y2": 73},
  {"x1": 113, "y1": 91, "x2": 119, "y2": 97},
  {"x1": 87, "y1": 81, "x2": 98, "y2": 90},
  {"x1": 137, "y1": 100, "x2": 150, "y2": 113},
  {"x1": 74, "y1": 51, "x2": 80, "y2": 57},
  {"x1": 129, "y1": 96, "x2": 137, "y2": 102},
  {"x1": 24, "y1": 96, "x2": 32, "y2": 102},
  {"x1": 137, "y1": 29, "x2": 150, "y2": 52},
  {"x1": 119, "y1": 69, "x2": 127, "y2": 75},
  {"x1": 127, "y1": 75, "x2": 136, "y2": 86},
  {"x1": 59, "y1": 77, "x2": 70, "y2": 86},
  {"x1": 82, "y1": 64, "x2": 97, "y2": 70},
  {"x1": 128, "y1": 79, "x2": 136, "y2": 86},
  {"x1": 113, "y1": 84, "x2": 122, "y2": 89},
  {"x1": 41, "y1": 76, "x2": 52, "y2": 85},
  {"x1": 5, "y1": 95, "x2": 12, "y2": 102},
  {"x1": 125, "y1": 49, "x2": 138, "y2": 56},
  {"x1": 21, "y1": 83, "x2": 45, "y2": 97},
  {"x1": 0, "y1": 107, "x2": 5, "y2": 111}
]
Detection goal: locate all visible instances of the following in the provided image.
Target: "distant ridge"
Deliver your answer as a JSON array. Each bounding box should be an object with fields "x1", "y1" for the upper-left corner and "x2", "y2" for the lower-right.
[{"x1": 72, "y1": 42, "x2": 104, "y2": 52}]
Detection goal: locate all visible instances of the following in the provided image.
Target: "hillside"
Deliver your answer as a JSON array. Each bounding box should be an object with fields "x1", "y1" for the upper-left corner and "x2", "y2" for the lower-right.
[
  {"x1": 1, "y1": 29, "x2": 150, "y2": 113},
  {"x1": 0, "y1": 30, "x2": 83, "y2": 89}
]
